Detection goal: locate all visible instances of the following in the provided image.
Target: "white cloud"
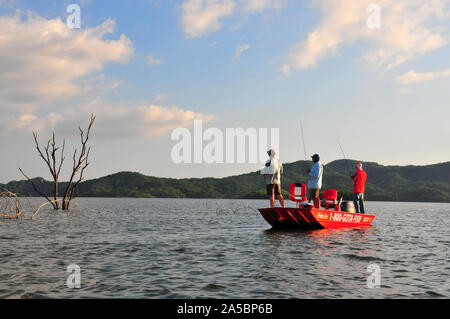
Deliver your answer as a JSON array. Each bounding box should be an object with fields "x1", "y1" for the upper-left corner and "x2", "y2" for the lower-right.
[
  {"x1": 146, "y1": 54, "x2": 163, "y2": 66},
  {"x1": 282, "y1": 0, "x2": 449, "y2": 75},
  {"x1": 396, "y1": 69, "x2": 450, "y2": 85},
  {"x1": 0, "y1": 11, "x2": 215, "y2": 141},
  {"x1": 1, "y1": 98, "x2": 216, "y2": 139},
  {"x1": 153, "y1": 93, "x2": 168, "y2": 103},
  {"x1": 0, "y1": 12, "x2": 133, "y2": 104},
  {"x1": 240, "y1": 0, "x2": 285, "y2": 13},
  {"x1": 154, "y1": 93, "x2": 168, "y2": 102},
  {"x1": 83, "y1": 74, "x2": 125, "y2": 92},
  {"x1": 181, "y1": 0, "x2": 236, "y2": 38},
  {"x1": 233, "y1": 43, "x2": 250, "y2": 61},
  {"x1": 179, "y1": 0, "x2": 286, "y2": 38}
]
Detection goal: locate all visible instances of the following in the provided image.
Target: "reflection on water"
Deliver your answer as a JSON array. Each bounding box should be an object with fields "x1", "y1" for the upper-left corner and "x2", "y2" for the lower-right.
[{"x1": 0, "y1": 198, "x2": 448, "y2": 298}]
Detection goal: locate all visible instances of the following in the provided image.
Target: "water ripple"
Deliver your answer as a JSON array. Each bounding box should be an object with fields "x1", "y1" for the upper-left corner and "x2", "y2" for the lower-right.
[{"x1": 0, "y1": 198, "x2": 449, "y2": 298}]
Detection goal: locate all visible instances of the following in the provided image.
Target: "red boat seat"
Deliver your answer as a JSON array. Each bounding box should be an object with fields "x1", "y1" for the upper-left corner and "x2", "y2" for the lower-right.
[
  {"x1": 323, "y1": 189, "x2": 340, "y2": 211},
  {"x1": 289, "y1": 183, "x2": 308, "y2": 207}
]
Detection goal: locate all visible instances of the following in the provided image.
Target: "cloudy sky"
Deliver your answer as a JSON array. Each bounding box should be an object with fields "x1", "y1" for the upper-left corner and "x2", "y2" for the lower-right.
[{"x1": 0, "y1": 0, "x2": 449, "y2": 183}]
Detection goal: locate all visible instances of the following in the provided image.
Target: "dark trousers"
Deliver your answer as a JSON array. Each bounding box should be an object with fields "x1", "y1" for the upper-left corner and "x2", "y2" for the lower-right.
[
  {"x1": 309, "y1": 188, "x2": 320, "y2": 209},
  {"x1": 353, "y1": 193, "x2": 365, "y2": 214}
]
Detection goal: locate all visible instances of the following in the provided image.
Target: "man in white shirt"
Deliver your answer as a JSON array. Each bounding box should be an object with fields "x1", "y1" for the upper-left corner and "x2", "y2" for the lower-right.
[
  {"x1": 262, "y1": 149, "x2": 285, "y2": 208},
  {"x1": 307, "y1": 154, "x2": 323, "y2": 209}
]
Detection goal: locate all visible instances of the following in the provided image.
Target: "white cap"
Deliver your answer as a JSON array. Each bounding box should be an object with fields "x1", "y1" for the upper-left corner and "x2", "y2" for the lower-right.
[{"x1": 267, "y1": 149, "x2": 277, "y2": 157}]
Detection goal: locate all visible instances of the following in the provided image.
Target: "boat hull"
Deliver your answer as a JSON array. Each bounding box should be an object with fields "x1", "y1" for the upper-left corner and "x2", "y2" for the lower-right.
[{"x1": 258, "y1": 207, "x2": 375, "y2": 229}]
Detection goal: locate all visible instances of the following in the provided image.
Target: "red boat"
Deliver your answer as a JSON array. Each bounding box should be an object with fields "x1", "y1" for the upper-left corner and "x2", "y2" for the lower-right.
[
  {"x1": 259, "y1": 183, "x2": 375, "y2": 229},
  {"x1": 258, "y1": 207, "x2": 375, "y2": 229}
]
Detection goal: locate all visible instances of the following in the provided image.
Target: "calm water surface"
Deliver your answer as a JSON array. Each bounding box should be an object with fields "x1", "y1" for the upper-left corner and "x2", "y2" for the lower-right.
[{"x1": 0, "y1": 198, "x2": 449, "y2": 298}]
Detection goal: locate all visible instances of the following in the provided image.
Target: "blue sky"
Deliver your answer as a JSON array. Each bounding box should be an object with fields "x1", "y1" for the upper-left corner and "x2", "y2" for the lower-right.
[{"x1": 0, "y1": 0, "x2": 449, "y2": 183}]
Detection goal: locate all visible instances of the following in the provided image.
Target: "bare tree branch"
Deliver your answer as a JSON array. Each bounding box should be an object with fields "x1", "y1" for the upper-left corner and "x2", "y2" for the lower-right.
[
  {"x1": 63, "y1": 114, "x2": 96, "y2": 210},
  {"x1": 22, "y1": 114, "x2": 95, "y2": 211},
  {"x1": 33, "y1": 132, "x2": 53, "y2": 175},
  {"x1": 57, "y1": 139, "x2": 65, "y2": 177},
  {"x1": 18, "y1": 168, "x2": 56, "y2": 209}
]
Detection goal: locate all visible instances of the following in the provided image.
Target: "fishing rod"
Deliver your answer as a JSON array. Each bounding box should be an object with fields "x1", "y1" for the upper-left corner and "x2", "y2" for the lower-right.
[
  {"x1": 335, "y1": 135, "x2": 353, "y2": 177},
  {"x1": 299, "y1": 115, "x2": 307, "y2": 161},
  {"x1": 335, "y1": 135, "x2": 353, "y2": 204}
]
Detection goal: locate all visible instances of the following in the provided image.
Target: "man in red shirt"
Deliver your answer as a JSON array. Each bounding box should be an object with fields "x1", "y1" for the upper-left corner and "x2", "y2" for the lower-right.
[{"x1": 351, "y1": 162, "x2": 367, "y2": 214}]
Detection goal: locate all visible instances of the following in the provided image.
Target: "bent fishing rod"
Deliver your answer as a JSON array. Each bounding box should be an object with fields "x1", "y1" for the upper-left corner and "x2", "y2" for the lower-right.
[
  {"x1": 335, "y1": 135, "x2": 353, "y2": 177},
  {"x1": 299, "y1": 115, "x2": 307, "y2": 161},
  {"x1": 335, "y1": 135, "x2": 354, "y2": 203}
]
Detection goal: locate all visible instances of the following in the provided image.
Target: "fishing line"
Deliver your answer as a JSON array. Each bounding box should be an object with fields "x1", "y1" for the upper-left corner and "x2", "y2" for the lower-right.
[
  {"x1": 299, "y1": 115, "x2": 307, "y2": 161},
  {"x1": 335, "y1": 135, "x2": 352, "y2": 177},
  {"x1": 335, "y1": 134, "x2": 353, "y2": 203}
]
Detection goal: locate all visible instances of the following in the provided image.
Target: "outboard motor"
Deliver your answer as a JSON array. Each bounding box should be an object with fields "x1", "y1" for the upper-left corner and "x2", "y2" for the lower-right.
[{"x1": 340, "y1": 201, "x2": 356, "y2": 214}]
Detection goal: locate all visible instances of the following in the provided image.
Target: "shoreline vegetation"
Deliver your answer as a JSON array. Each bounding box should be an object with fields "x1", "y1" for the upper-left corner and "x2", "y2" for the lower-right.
[{"x1": 2, "y1": 159, "x2": 450, "y2": 203}]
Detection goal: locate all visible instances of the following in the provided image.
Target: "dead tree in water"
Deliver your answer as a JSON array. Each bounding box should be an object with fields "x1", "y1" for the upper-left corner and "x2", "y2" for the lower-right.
[
  {"x1": 19, "y1": 114, "x2": 96, "y2": 210},
  {"x1": 19, "y1": 132, "x2": 65, "y2": 209},
  {"x1": 0, "y1": 190, "x2": 23, "y2": 219}
]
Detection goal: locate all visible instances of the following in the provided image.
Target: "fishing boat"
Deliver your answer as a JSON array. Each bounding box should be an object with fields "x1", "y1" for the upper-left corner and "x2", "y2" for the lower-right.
[
  {"x1": 258, "y1": 183, "x2": 375, "y2": 229},
  {"x1": 258, "y1": 206, "x2": 375, "y2": 229}
]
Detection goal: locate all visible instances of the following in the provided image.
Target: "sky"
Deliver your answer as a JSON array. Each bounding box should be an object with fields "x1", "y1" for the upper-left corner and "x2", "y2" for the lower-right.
[{"x1": 0, "y1": 0, "x2": 449, "y2": 183}]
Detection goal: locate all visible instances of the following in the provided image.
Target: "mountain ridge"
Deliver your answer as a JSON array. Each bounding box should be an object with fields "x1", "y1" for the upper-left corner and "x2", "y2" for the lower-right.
[{"x1": 1, "y1": 160, "x2": 449, "y2": 202}]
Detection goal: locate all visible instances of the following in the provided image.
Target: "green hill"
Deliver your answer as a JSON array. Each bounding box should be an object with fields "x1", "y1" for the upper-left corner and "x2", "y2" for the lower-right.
[{"x1": 2, "y1": 160, "x2": 450, "y2": 202}]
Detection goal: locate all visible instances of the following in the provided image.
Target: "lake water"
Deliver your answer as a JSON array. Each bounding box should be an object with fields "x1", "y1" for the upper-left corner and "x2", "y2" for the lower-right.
[{"x1": 0, "y1": 198, "x2": 449, "y2": 298}]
